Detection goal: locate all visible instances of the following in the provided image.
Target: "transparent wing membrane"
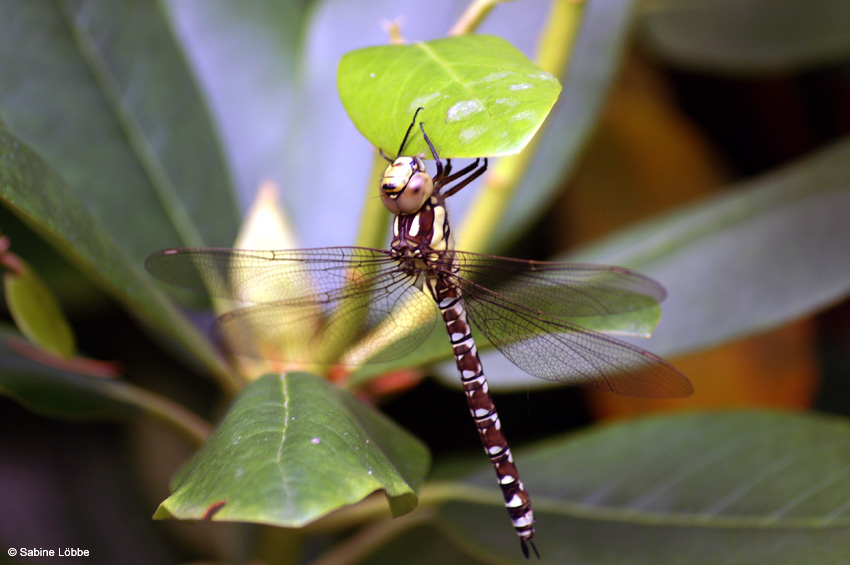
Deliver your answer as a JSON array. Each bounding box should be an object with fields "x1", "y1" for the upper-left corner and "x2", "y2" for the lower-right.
[
  {"x1": 146, "y1": 246, "x2": 689, "y2": 396},
  {"x1": 146, "y1": 247, "x2": 439, "y2": 365}
]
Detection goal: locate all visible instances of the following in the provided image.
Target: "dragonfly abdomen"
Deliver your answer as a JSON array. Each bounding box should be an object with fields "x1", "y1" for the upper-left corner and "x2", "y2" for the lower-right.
[{"x1": 430, "y1": 278, "x2": 538, "y2": 558}]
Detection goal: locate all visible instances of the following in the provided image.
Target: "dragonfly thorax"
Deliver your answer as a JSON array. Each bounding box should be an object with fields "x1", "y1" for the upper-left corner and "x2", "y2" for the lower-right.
[
  {"x1": 391, "y1": 196, "x2": 452, "y2": 258},
  {"x1": 380, "y1": 155, "x2": 434, "y2": 215}
]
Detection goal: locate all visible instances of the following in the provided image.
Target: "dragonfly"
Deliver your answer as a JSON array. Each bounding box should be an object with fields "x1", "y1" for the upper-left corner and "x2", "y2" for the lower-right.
[{"x1": 146, "y1": 107, "x2": 692, "y2": 559}]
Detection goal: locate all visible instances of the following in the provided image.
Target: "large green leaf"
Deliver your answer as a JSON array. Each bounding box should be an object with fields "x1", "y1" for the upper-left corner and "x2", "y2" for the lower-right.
[
  {"x1": 0, "y1": 129, "x2": 231, "y2": 385},
  {"x1": 155, "y1": 372, "x2": 430, "y2": 526},
  {"x1": 434, "y1": 411, "x2": 850, "y2": 563},
  {"x1": 338, "y1": 35, "x2": 561, "y2": 158},
  {"x1": 638, "y1": 0, "x2": 850, "y2": 73},
  {"x1": 568, "y1": 137, "x2": 850, "y2": 357},
  {"x1": 0, "y1": 0, "x2": 239, "y2": 266}
]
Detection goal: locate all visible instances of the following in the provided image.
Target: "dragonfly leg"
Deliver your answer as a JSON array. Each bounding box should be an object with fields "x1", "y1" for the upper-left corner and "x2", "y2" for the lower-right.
[{"x1": 441, "y1": 157, "x2": 488, "y2": 198}]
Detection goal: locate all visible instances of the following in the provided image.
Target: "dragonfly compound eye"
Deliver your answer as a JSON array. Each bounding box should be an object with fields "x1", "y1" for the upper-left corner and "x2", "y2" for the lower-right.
[{"x1": 380, "y1": 157, "x2": 434, "y2": 215}]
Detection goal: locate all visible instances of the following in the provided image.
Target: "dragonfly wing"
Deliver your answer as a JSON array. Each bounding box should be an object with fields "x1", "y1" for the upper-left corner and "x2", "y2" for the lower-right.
[
  {"x1": 145, "y1": 247, "x2": 395, "y2": 303},
  {"x1": 452, "y1": 251, "x2": 667, "y2": 318},
  {"x1": 459, "y1": 278, "x2": 692, "y2": 398},
  {"x1": 211, "y1": 269, "x2": 438, "y2": 365}
]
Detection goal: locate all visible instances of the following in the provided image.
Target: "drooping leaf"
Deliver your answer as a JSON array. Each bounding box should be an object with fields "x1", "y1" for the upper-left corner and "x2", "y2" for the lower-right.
[
  {"x1": 569, "y1": 137, "x2": 850, "y2": 357},
  {"x1": 155, "y1": 372, "x2": 430, "y2": 526},
  {"x1": 0, "y1": 0, "x2": 239, "y2": 266},
  {"x1": 338, "y1": 35, "x2": 561, "y2": 158},
  {"x1": 638, "y1": 0, "x2": 850, "y2": 73},
  {"x1": 436, "y1": 411, "x2": 850, "y2": 563}
]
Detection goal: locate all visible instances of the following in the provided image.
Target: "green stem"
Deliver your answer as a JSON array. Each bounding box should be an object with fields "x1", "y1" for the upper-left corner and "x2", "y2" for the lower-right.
[{"x1": 449, "y1": 0, "x2": 508, "y2": 35}]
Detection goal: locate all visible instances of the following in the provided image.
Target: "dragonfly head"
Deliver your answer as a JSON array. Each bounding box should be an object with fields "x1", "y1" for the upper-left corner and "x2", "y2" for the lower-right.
[{"x1": 380, "y1": 155, "x2": 434, "y2": 215}]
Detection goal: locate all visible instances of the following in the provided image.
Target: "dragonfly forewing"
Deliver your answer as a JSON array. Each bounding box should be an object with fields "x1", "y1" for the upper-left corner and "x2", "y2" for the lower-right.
[
  {"x1": 147, "y1": 247, "x2": 440, "y2": 366},
  {"x1": 145, "y1": 247, "x2": 393, "y2": 303}
]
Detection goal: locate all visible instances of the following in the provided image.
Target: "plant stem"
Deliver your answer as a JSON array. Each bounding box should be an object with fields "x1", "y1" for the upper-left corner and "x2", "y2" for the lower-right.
[{"x1": 449, "y1": 0, "x2": 506, "y2": 35}]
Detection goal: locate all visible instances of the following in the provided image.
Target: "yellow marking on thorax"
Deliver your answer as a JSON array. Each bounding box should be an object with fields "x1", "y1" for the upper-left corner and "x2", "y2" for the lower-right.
[{"x1": 430, "y1": 204, "x2": 448, "y2": 250}]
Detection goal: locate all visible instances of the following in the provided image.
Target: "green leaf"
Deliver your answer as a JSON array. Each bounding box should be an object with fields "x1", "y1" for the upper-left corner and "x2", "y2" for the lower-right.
[
  {"x1": 437, "y1": 411, "x2": 850, "y2": 563},
  {"x1": 338, "y1": 35, "x2": 561, "y2": 158},
  {"x1": 0, "y1": 129, "x2": 233, "y2": 387},
  {"x1": 0, "y1": 0, "x2": 239, "y2": 266},
  {"x1": 3, "y1": 255, "x2": 75, "y2": 358},
  {"x1": 0, "y1": 325, "x2": 138, "y2": 421},
  {"x1": 638, "y1": 0, "x2": 850, "y2": 73},
  {"x1": 155, "y1": 372, "x2": 430, "y2": 526},
  {"x1": 569, "y1": 137, "x2": 850, "y2": 357}
]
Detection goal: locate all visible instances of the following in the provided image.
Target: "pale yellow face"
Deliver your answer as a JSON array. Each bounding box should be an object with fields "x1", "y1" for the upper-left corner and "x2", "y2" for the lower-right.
[{"x1": 380, "y1": 156, "x2": 434, "y2": 215}]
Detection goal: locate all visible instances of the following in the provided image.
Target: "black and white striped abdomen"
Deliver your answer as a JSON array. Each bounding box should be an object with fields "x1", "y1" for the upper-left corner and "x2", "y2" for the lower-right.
[{"x1": 430, "y1": 278, "x2": 537, "y2": 557}]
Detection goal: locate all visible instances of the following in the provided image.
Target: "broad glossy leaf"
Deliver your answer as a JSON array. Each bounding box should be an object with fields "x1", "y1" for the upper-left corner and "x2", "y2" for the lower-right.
[
  {"x1": 338, "y1": 35, "x2": 561, "y2": 158},
  {"x1": 569, "y1": 137, "x2": 850, "y2": 357},
  {"x1": 3, "y1": 256, "x2": 75, "y2": 358},
  {"x1": 638, "y1": 0, "x2": 850, "y2": 73},
  {"x1": 436, "y1": 411, "x2": 850, "y2": 563},
  {"x1": 0, "y1": 129, "x2": 230, "y2": 382},
  {"x1": 0, "y1": 326, "x2": 138, "y2": 421},
  {"x1": 0, "y1": 0, "x2": 239, "y2": 266},
  {"x1": 155, "y1": 373, "x2": 430, "y2": 526}
]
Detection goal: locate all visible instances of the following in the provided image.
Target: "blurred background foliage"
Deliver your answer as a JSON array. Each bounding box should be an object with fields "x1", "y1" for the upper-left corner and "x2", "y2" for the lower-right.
[{"x1": 1, "y1": 0, "x2": 849, "y2": 563}]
